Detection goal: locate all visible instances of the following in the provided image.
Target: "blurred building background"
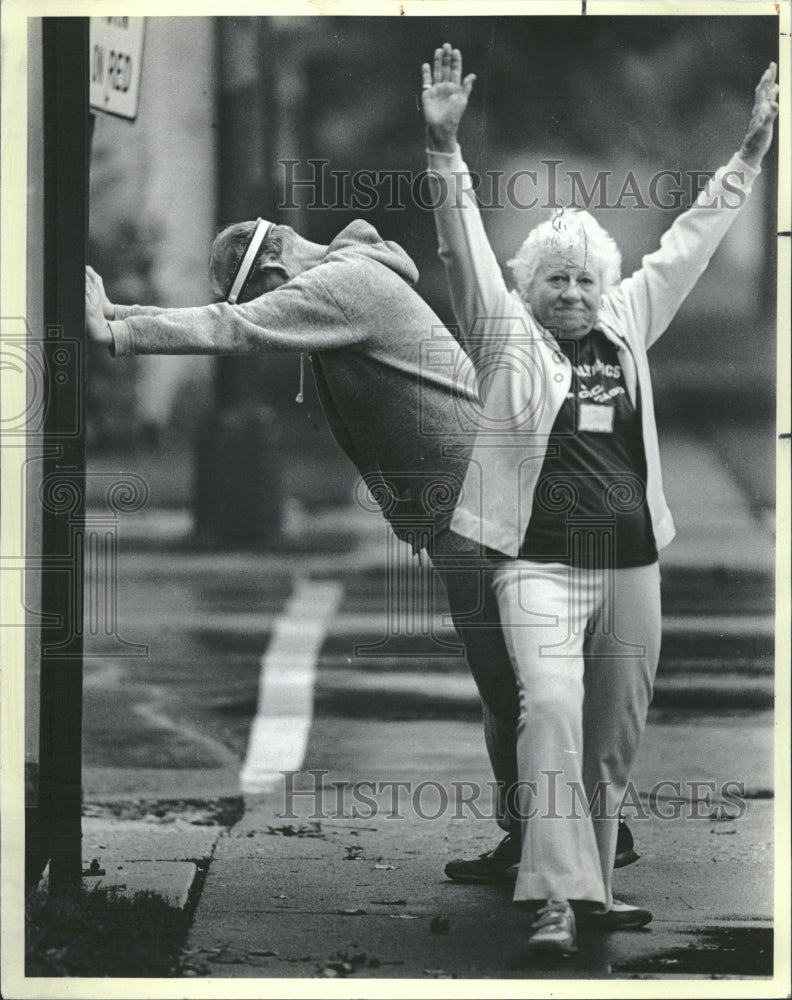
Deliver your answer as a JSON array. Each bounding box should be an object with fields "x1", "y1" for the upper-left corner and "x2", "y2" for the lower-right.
[{"x1": 86, "y1": 14, "x2": 779, "y2": 533}]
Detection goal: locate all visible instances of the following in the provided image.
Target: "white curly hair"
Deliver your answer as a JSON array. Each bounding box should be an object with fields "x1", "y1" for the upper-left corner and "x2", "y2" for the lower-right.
[{"x1": 506, "y1": 208, "x2": 622, "y2": 299}]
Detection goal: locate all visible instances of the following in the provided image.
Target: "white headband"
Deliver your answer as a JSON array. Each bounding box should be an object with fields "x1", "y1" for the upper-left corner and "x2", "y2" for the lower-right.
[{"x1": 226, "y1": 218, "x2": 275, "y2": 304}]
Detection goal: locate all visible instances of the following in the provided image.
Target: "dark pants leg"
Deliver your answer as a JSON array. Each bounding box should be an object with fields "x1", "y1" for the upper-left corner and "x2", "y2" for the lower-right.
[{"x1": 428, "y1": 527, "x2": 520, "y2": 830}]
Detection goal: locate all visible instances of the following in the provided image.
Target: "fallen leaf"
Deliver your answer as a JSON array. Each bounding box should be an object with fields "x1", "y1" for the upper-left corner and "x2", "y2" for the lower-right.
[
  {"x1": 267, "y1": 823, "x2": 325, "y2": 839},
  {"x1": 209, "y1": 950, "x2": 246, "y2": 964}
]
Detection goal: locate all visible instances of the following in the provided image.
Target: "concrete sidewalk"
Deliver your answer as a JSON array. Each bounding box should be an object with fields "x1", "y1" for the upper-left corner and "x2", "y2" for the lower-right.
[
  {"x1": 183, "y1": 714, "x2": 774, "y2": 980},
  {"x1": 78, "y1": 428, "x2": 780, "y2": 983}
]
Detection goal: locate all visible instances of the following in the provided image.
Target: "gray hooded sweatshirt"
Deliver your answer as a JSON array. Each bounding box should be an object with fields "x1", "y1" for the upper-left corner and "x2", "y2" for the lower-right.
[{"x1": 108, "y1": 220, "x2": 478, "y2": 548}]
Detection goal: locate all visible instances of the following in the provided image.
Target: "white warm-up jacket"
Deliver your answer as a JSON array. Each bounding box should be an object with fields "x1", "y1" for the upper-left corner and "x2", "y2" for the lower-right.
[{"x1": 426, "y1": 146, "x2": 760, "y2": 558}]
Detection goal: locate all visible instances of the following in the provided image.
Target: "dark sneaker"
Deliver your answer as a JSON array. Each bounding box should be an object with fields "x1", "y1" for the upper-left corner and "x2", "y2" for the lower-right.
[
  {"x1": 526, "y1": 899, "x2": 578, "y2": 957},
  {"x1": 444, "y1": 833, "x2": 520, "y2": 883},
  {"x1": 614, "y1": 818, "x2": 640, "y2": 868},
  {"x1": 576, "y1": 899, "x2": 653, "y2": 929},
  {"x1": 446, "y1": 820, "x2": 639, "y2": 883}
]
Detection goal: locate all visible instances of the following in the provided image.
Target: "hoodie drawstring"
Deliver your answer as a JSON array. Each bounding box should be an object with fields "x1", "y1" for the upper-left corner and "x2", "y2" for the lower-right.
[{"x1": 295, "y1": 352, "x2": 305, "y2": 404}]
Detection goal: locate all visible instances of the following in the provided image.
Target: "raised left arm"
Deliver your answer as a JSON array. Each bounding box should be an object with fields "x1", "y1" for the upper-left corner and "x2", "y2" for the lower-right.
[{"x1": 603, "y1": 62, "x2": 779, "y2": 350}]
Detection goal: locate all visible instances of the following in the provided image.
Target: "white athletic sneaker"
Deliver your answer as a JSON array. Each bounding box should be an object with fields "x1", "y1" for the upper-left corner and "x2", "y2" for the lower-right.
[{"x1": 525, "y1": 899, "x2": 578, "y2": 957}]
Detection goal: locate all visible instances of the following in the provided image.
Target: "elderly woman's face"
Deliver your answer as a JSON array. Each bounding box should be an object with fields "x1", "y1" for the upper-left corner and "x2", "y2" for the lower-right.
[{"x1": 526, "y1": 257, "x2": 602, "y2": 339}]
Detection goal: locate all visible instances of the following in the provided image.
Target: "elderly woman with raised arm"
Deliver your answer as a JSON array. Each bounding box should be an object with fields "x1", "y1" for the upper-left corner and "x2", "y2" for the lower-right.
[{"x1": 422, "y1": 42, "x2": 778, "y2": 958}]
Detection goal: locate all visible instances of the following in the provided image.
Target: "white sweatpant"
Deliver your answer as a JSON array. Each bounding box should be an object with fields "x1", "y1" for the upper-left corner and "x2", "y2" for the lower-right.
[{"x1": 492, "y1": 560, "x2": 661, "y2": 906}]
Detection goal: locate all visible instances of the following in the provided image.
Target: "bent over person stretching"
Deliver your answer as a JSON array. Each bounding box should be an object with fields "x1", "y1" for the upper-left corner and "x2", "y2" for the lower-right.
[
  {"x1": 421, "y1": 44, "x2": 778, "y2": 957},
  {"x1": 85, "y1": 207, "x2": 531, "y2": 840}
]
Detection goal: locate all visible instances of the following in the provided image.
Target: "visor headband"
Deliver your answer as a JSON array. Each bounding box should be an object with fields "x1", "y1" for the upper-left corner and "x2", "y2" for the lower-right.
[{"x1": 226, "y1": 218, "x2": 275, "y2": 304}]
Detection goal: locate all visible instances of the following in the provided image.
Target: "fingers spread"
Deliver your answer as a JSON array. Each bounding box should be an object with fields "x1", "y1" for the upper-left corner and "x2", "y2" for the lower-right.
[{"x1": 430, "y1": 42, "x2": 469, "y2": 86}]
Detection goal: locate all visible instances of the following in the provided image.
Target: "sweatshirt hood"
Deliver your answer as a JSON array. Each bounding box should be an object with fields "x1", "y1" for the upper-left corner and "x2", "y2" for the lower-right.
[{"x1": 325, "y1": 220, "x2": 419, "y2": 287}]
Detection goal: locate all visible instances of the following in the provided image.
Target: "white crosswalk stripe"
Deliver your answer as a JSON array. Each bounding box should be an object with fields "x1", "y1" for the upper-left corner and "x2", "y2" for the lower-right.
[{"x1": 239, "y1": 578, "x2": 343, "y2": 794}]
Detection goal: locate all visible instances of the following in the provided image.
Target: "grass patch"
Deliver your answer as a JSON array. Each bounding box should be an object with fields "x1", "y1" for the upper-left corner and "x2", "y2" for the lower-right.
[{"x1": 26, "y1": 884, "x2": 192, "y2": 977}]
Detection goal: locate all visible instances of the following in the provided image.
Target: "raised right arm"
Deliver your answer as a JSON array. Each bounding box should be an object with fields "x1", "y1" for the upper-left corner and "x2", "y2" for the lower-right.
[{"x1": 422, "y1": 45, "x2": 516, "y2": 361}]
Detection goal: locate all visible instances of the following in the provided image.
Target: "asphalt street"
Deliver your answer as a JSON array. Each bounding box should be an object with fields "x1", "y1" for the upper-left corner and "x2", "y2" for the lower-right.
[{"x1": 81, "y1": 534, "x2": 773, "y2": 785}]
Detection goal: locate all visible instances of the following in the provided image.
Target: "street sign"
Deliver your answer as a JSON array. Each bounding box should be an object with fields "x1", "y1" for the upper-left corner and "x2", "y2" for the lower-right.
[{"x1": 89, "y1": 17, "x2": 145, "y2": 121}]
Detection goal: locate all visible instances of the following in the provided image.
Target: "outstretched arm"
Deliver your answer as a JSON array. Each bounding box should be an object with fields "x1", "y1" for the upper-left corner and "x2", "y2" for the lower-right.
[
  {"x1": 605, "y1": 62, "x2": 779, "y2": 350},
  {"x1": 421, "y1": 44, "x2": 517, "y2": 368},
  {"x1": 85, "y1": 262, "x2": 366, "y2": 357}
]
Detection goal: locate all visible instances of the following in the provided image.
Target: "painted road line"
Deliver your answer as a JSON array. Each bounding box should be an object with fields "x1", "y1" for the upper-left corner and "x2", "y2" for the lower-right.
[{"x1": 239, "y1": 578, "x2": 344, "y2": 794}]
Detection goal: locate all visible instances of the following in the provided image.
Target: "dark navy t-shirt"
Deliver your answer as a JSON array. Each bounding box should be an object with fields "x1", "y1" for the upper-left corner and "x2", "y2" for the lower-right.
[{"x1": 518, "y1": 330, "x2": 658, "y2": 568}]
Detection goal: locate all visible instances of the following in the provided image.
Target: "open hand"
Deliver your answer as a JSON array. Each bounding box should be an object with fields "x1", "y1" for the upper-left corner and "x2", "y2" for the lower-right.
[
  {"x1": 86, "y1": 264, "x2": 115, "y2": 318},
  {"x1": 421, "y1": 43, "x2": 476, "y2": 153},
  {"x1": 85, "y1": 267, "x2": 112, "y2": 346},
  {"x1": 740, "y1": 62, "x2": 779, "y2": 169}
]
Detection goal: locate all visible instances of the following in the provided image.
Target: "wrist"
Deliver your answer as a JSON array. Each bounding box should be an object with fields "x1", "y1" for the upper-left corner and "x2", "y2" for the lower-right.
[
  {"x1": 426, "y1": 126, "x2": 458, "y2": 154},
  {"x1": 738, "y1": 146, "x2": 762, "y2": 171}
]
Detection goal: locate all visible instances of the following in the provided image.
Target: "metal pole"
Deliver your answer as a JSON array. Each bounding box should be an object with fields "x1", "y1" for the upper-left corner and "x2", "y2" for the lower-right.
[{"x1": 39, "y1": 16, "x2": 89, "y2": 893}]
